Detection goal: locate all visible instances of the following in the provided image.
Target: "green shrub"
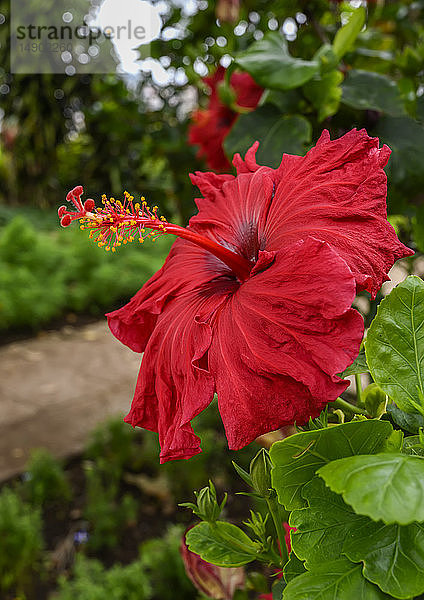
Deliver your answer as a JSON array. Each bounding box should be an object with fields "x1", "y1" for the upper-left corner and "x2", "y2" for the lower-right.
[
  {"x1": 22, "y1": 448, "x2": 71, "y2": 508},
  {"x1": 85, "y1": 418, "x2": 143, "y2": 478},
  {"x1": 0, "y1": 487, "x2": 43, "y2": 596},
  {"x1": 83, "y1": 463, "x2": 138, "y2": 551},
  {"x1": 0, "y1": 215, "x2": 171, "y2": 331},
  {"x1": 139, "y1": 525, "x2": 198, "y2": 600},
  {"x1": 56, "y1": 554, "x2": 152, "y2": 600}
]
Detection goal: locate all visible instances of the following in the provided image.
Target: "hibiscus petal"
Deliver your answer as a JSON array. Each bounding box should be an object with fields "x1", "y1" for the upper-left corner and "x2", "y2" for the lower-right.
[
  {"x1": 124, "y1": 290, "x2": 225, "y2": 463},
  {"x1": 190, "y1": 168, "x2": 275, "y2": 261},
  {"x1": 107, "y1": 238, "x2": 230, "y2": 352},
  {"x1": 209, "y1": 237, "x2": 364, "y2": 450},
  {"x1": 233, "y1": 129, "x2": 413, "y2": 297}
]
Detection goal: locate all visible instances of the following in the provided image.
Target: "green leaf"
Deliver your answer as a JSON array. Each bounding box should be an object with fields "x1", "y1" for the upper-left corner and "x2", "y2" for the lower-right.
[
  {"x1": 333, "y1": 7, "x2": 366, "y2": 59},
  {"x1": 236, "y1": 32, "x2": 319, "y2": 91},
  {"x1": 185, "y1": 521, "x2": 259, "y2": 567},
  {"x1": 372, "y1": 116, "x2": 424, "y2": 201},
  {"x1": 383, "y1": 429, "x2": 404, "y2": 453},
  {"x1": 291, "y1": 478, "x2": 424, "y2": 598},
  {"x1": 282, "y1": 558, "x2": 391, "y2": 600},
  {"x1": 387, "y1": 403, "x2": 424, "y2": 433},
  {"x1": 290, "y1": 478, "x2": 368, "y2": 567},
  {"x1": 362, "y1": 384, "x2": 387, "y2": 419},
  {"x1": 344, "y1": 520, "x2": 424, "y2": 599},
  {"x1": 272, "y1": 578, "x2": 286, "y2": 600},
  {"x1": 283, "y1": 553, "x2": 307, "y2": 583},
  {"x1": 259, "y1": 89, "x2": 302, "y2": 113},
  {"x1": 365, "y1": 276, "x2": 424, "y2": 415},
  {"x1": 341, "y1": 70, "x2": 406, "y2": 116},
  {"x1": 304, "y1": 71, "x2": 343, "y2": 122},
  {"x1": 224, "y1": 107, "x2": 311, "y2": 168},
  {"x1": 270, "y1": 420, "x2": 392, "y2": 510},
  {"x1": 339, "y1": 347, "x2": 369, "y2": 377},
  {"x1": 412, "y1": 204, "x2": 424, "y2": 253},
  {"x1": 318, "y1": 453, "x2": 424, "y2": 525},
  {"x1": 403, "y1": 435, "x2": 424, "y2": 457}
]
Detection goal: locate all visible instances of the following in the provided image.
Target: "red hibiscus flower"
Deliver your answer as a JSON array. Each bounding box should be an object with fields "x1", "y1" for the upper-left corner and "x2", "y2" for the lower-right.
[
  {"x1": 188, "y1": 66, "x2": 263, "y2": 172},
  {"x1": 59, "y1": 129, "x2": 413, "y2": 463}
]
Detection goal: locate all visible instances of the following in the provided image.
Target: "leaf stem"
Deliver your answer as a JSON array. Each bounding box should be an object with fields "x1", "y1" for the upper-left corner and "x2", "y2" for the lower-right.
[
  {"x1": 333, "y1": 397, "x2": 369, "y2": 416},
  {"x1": 266, "y1": 496, "x2": 289, "y2": 568},
  {"x1": 355, "y1": 373, "x2": 363, "y2": 405}
]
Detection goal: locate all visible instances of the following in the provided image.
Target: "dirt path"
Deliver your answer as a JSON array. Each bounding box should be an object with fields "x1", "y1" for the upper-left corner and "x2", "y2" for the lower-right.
[{"x1": 0, "y1": 321, "x2": 140, "y2": 482}]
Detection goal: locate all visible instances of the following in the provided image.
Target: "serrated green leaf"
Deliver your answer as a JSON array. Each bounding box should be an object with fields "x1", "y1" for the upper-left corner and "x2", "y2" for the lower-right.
[
  {"x1": 283, "y1": 552, "x2": 306, "y2": 584},
  {"x1": 387, "y1": 403, "x2": 424, "y2": 433},
  {"x1": 318, "y1": 453, "x2": 424, "y2": 525},
  {"x1": 289, "y1": 478, "x2": 368, "y2": 567},
  {"x1": 185, "y1": 521, "x2": 259, "y2": 567},
  {"x1": 282, "y1": 558, "x2": 391, "y2": 600},
  {"x1": 290, "y1": 477, "x2": 424, "y2": 598},
  {"x1": 342, "y1": 70, "x2": 406, "y2": 116},
  {"x1": 236, "y1": 32, "x2": 319, "y2": 91},
  {"x1": 365, "y1": 276, "x2": 424, "y2": 415},
  {"x1": 224, "y1": 108, "x2": 311, "y2": 168},
  {"x1": 333, "y1": 7, "x2": 366, "y2": 59},
  {"x1": 270, "y1": 420, "x2": 392, "y2": 510},
  {"x1": 344, "y1": 519, "x2": 424, "y2": 599},
  {"x1": 290, "y1": 478, "x2": 424, "y2": 598},
  {"x1": 339, "y1": 347, "x2": 369, "y2": 377}
]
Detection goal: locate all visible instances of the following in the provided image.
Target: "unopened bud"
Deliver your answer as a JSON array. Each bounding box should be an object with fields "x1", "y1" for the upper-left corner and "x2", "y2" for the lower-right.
[
  {"x1": 197, "y1": 481, "x2": 226, "y2": 522},
  {"x1": 181, "y1": 526, "x2": 245, "y2": 599},
  {"x1": 249, "y1": 449, "x2": 273, "y2": 498}
]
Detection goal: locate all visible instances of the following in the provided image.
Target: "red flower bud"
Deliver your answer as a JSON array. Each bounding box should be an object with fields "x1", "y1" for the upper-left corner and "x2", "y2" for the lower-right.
[{"x1": 181, "y1": 527, "x2": 245, "y2": 599}]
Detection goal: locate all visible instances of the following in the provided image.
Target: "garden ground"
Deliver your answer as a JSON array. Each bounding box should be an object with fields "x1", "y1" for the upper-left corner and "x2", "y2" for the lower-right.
[{"x1": 0, "y1": 320, "x2": 138, "y2": 481}]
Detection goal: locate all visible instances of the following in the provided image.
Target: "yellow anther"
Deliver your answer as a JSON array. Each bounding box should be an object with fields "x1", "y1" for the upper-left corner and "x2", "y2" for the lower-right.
[
  {"x1": 112, "y1": 247, "x2": 116, "y2": 252},
  {"x1": 139, "y1": 238, "x2": 144, "y2": 243},
  {"x1": 106, "y1": 246, "x2": 110, "y2": 251}
]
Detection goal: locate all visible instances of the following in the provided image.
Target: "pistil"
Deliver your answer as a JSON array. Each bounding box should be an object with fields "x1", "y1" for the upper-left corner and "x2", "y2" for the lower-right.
[{"x1": 58, "y1": 186, "x2": 253, "y2": 282}]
